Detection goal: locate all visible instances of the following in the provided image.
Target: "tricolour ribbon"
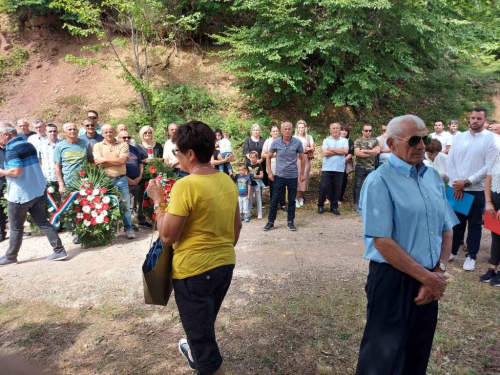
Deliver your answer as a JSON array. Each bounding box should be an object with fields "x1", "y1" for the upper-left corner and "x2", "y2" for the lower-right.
[{"x1": 49, "y1": 191, "x2": 80, "y2": 225}]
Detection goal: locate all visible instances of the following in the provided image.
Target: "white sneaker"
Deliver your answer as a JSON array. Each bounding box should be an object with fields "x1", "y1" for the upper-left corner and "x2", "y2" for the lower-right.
[
  {"x1": 295, "y1": 199, "x2": 300, "y2": 207},
  {"x1": 299, "y1": 198, "x2": 304, "y2": 207},
  {"x1": 126, "y1": 230, "x2": 136, "y2": 239},
  {"x1": 449, "y1": 253, "x2": 458, "y2": 261},
  {"x1": 463, "y1": 256, "x2": 476, "y2": 271}
]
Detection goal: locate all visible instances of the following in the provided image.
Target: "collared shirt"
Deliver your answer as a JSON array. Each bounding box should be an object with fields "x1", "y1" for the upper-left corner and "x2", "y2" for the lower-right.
[
  {"x1": 321, "y1": 136, "x2": 348, "y2": 172},
  {"x1": 269, "y1": 136, "x2": 304, "y2": 178},
  {"x1": 93, "y1": 140, "x2": 129, "y2": 178},
  {"x1": 376, "y1": 135, "x2": 391, "y2": 163},
  {"x1": 27, "y1": 134, "x2": 48, "y2": 152},
  {"x1": 446, "y1": 129, "x2": 500, "y2": 191},
  {"x1": 78, "y1": 133, "x2": 104, "y2": 151},
  {"x1": 53, "y1": 139, "x2": 93, "y2": 186},
  {"x1": 163, "y1": 139, "x2": 178, "y2": 167},
  {"x1": 4, "y1": 136, "x2": 46, "y2": 204},
  {"x1": 360, "y1": 155, "x2": 458, "y2": 270},
  {"x1": 424, "y1": 152, "x2": 448, "y2": 177},
  {"x1": 38, "y1": 138, "x2": 61, "y2": 182},
  {"x1": 430, "y1": 131, "x2": 453, "y2": 152},
  {"x1": 19, "y1": 131, "x2": 36, "y2": 141},
  {"x1": 78, "y1": 124, "x2": 102, "y2": 136}
]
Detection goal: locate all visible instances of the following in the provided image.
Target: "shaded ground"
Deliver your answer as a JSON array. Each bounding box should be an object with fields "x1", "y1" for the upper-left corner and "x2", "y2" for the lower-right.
[{"x1": 0, "y1": 207, "x2": 499, "y2": 374}]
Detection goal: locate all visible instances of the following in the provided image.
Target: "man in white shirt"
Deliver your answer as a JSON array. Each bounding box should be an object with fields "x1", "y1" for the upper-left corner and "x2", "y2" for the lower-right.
[
  {"x1": 163, "y1": 123, "x2": 179, "y2": 170},
  {"x1": 27, "y1": 119, "x2": 48, "y2": 152},
  {"x1": 430, "y1": 120, "x2": 452, "y2": 154},
  {"x1": 376, "y1": 124, "x2": 391, "y2": 166},
  {"x1": 447, "y1": 107, "x2": 500, "y2": 271},
  {"x1": 448, "y1": 120, "x2": 461, "y2": 138},
  {"x1": 491, "y1": 123, "x2": 500, "y2": 135}
]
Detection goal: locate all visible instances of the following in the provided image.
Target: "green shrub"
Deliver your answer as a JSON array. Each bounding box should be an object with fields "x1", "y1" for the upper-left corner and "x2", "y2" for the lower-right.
[{"x1": 0, "y1": 45, "x2": 29, "y2": 79}]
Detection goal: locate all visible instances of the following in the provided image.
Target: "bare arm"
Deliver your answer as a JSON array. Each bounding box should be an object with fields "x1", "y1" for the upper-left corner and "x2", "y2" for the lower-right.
[
  {"x1": 233, "y1": 201, "x2": 242, "y2": 246},
  {"x1": 157, "y1": 212, "x2": 188, "y2": 246},
  {"x1": 0, "y1": 167, "x2": 22, "y2": 178},
  {"x1": 442, "y1": 145, "x2": 451, "y2": 154},
  {"x1": 355, "y1": 148, "x2": 372, "y2": 158},
  {"x1": 266, "y1": 150, "x2": 275, "y2": 180}
]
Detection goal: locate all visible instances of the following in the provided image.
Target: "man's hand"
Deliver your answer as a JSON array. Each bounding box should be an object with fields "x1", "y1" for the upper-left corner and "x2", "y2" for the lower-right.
[
  {"x1": 268, "y1": 171, "x2": 274, "y2": 181},
  {"x1": 414, "y1": 285, "x2": 436, "y2": 306},
  {"x1": 94, "y1": 157, "x2": 106, "y2": 166},
  {"x1": 134, "y1": 177, "x2": 142, "y2": 185},
  {"x1": 422, "y1": 271, "x2": 449, "y2": 299},
  {"x1": 453, "y1": 189, "x2": 464, "y2": 201},
  {"x1": 452, "y1": 180, "x2": 466, "y2": 190},
  {"x1": 59, "y1": 183, "x2": 66, "y2": 195}
]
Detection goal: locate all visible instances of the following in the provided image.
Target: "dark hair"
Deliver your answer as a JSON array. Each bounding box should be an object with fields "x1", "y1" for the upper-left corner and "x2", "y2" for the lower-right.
[
  {"x1": 46, "y1": 123, "x2": 57, "y2": 129},
  {"x1": 472, "y1": 106, "x2": 488, "y2": 117},
  {"x1": 426, "y1": 139, "x2": 443, "y2": 153},
  {"x1": 83, "y1": 117, "x2": 95, "y2": 123},
  {"x1": 249, "y1": 150, "x2": 258, "y2": 157},
  {"x1": 173, "y1": 121, "x2": 215, "y2": 163},
  {"x1": 448, "y1": 119, "x2": 458, "y2": 125},
  {"x1": 434, "y1": 120, "x2": 444, "y2": 125},
  {"x1": 270, "y1": 125, "x2": 279, "y2": 131},
  {"x1": 214, "y1": 128, "x2": 223, "y2": 137},
  {"x1": 238, "y1": 162, "x2": 247, "y2": 170},
  {"x1": 341, "y1": 124, "x2": 351, "y2": 138},
  {"x1": 87, "y1": 110, "x2": 98, "y2": 117}
]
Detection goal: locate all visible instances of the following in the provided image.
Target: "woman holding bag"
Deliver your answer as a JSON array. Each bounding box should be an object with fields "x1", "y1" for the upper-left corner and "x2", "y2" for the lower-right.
[
  {"x1": 295, "y1": 120, "x2": 314, "y2": 207},
  {"x1": 480, "y1": 153, "x2": 500, "y2": 287},
  {"x1": 147, "y1": 121, "x2": 242, "y2": 375}
]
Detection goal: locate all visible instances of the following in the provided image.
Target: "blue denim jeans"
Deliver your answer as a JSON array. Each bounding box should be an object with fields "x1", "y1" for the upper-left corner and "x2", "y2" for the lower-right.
[
  {"x1": 218, "y1": 152, "x2": 233, "y2": 173},
  {"x1": 113, "y1": 175, "x2": 133, "y2": 232}
]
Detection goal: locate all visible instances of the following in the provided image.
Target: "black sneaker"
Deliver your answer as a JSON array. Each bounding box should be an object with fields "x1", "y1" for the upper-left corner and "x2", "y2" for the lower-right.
[
  {"x1": 263, "y1": 222, "x2": 274, "y2": 231},
  {"x1": 353, "y1": 203, "x2": 359, "y2": 212},
  {"x1": 317, "y1": 206, "x2": 324, "y2": 214},
  {"x1": 280, "y1": 206, "x2": 287, "y2": 212},
  {"x1": 331, "y1": 208, "x2": 340, "y2": 216},
  {"x1": 138, "y1": 222, "x2": 153, "y2": 229},
  {"x1": 287, "y1": 221, "x2": 297, "y2": 231},
  {"x1": 480, "y1": 268, "x2": 497, "y2": 283},
  {"x1": 178, "y1": 339, "x2": 196, "y2": 370},
  {"x1": 490, "y1": 273, "x2": 500, "y2": 287}
]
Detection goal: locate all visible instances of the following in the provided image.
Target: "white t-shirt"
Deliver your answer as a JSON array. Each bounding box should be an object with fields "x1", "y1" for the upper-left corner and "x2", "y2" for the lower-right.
[
  {"x1": 430, "y1": 131, "x2": 453, "y2": 152},
  {"x1": 163, "y1": 139, "x2": 178, "y2": 167},
  {"x1": 424, "y1": 152, "x2": 448, "y2": 176},
  {"x1": 449, "y1": 131, "x2": 461, "y2": 138},
  {"x1": 217, "y1": 138, "x2": 232, "y2": 154},
  {"x1": 488, "y1": 153, "x2": 500, "y2": 194},
  {"x1": 263, "y1": 138, "x2": 277, "y2": 174}
]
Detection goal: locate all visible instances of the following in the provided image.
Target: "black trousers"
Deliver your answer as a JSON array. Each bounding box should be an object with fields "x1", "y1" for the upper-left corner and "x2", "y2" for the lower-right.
[
  {"x1": 356, "y1": 262, "x2": 438, "y2": 375},
  {"x1": 489, "y1": 192, "x2": 500, "y2": 266},
  {"x1": 267, "y1": 176, "x2": 297, "y2": 223},
  {"x1": 354, "y1": 167, "x2": 373, "y2": 204},
  {"x1": 340, "y1": 171, "x2": 349, "y2": 201},
  {"x1": 317, "y1": 171, "x2": 344, "y2": 209},
  {"x1": 128, "y1": 184, "x2": 146, "y2": 223},
  {"x1": 268, "y1": 178, "x2": 286, "y2": 207},
  {"x1": 0, "y1": 186, "x2": 7, "y2": 237}
]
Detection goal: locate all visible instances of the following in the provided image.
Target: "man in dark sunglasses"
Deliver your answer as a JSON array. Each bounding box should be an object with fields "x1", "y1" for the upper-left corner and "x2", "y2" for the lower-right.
[
  {"x1": 353, "y1": 124, "x2": 380, "y2": 211},
  {"x1": 78, "y1": 110, "x2": 102, "y2": 137},
  {"x1": 356, "y1": 114, "x2": 459, "y2": 375},
  {"x1": 78, "y1": 117, "x2": 104, "y2": 152}
]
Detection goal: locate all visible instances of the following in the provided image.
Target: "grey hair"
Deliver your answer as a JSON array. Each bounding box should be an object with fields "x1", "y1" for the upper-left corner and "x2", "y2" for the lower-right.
[
  {"x1": 63, "y1": 122, "x2": 76, "y2": 131},
  {"x1": 32, "y1": 119, "x2": 45, "y2": 126},
  {"x1": 16, "y1": 118, "x2": 28, "y2": 126},
  {"x1": 281, "y1": 122, "x2": 292, "y2": 128},
  {"x1": 386, "y1": 115, "x2": 426, "y2": 139},
  {"x1": 251, "y1": 123, "x2": 261, "y2": 132},
  {"x1": 0, "y1": 123, "x2": 18, "y2": 135}
]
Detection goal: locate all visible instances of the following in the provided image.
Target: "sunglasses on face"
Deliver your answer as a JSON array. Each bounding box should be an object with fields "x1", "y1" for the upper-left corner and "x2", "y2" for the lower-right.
[
  {"x1": 121, "y1": 136, "x2": 131, "y2": 140},
  {"x1": 363, "y1": 129, "x2": 372, "y2": 133},
  {"x1": 88, "y1": 116, "x2": 97, "y2": 120},
  {"x1": 85, "y1": 124, "x2": 96, "y2": 128},
  {"x1": 393, "y1": 135, "x2": 432, "y2": 147}
]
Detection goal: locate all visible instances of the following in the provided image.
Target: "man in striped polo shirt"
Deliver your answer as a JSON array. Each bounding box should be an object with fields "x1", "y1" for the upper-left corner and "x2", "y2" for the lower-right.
[{"x1": 0, "y1": 122, "x2": 67, "y2": 266}]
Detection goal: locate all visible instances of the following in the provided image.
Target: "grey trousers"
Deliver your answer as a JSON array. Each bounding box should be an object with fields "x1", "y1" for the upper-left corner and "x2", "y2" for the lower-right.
[{"x1": 5, "y1": 194, "x2": 65, "y2": 260}]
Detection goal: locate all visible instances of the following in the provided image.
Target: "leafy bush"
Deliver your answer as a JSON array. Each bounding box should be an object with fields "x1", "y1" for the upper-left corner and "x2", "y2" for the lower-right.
[{"x1": 0, "y1": 45, "x2": 29, "y2": 79}]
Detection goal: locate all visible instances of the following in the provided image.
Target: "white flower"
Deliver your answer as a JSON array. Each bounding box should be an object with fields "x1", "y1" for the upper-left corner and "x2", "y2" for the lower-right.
[
  {"x1": 96, "y1": 216, "x2": 104, "y2": 224},
  {"x1": 79, "y1": 189, "x2": 87, "y2": 196},
  {"x1": 74, "y1": 200, "x2": 80, "y2": 205},
  {"x1": 76, "y1": 213, "x2": 83, "y2": 219},
  {"x1": 82, "y1": 205, "x2": 91, "y2": 213},
  {"x1": 83, "y1": 220, "x2": 91, "y2": 227},
  {"x1": 87, "y1": 195, "x2": 94, "y2": 202},
  {"x1": 47, "y1": 186, "x2": 55, "y2": 194},
  {"x1": 101, "y1": 210, "x2": 108, "y2": 217},
  {"x1": 93, "y1": 189, "x2": 100, "y2": 196},
  {"x1": 91, "y1": 211, "x2": 98, "y2": 218},
  {"x1": 105, "y1": 225, "x2": 109, "y2": 230},
  {"x1": 102, "y1": 196, "x2": 111, "y2": 204},
  {"x1": 48, "y1": 207, "x2": 54, "y2": 212},
  {"x1": 95, "y1": 203, "x2": 102, "y2": 209}
]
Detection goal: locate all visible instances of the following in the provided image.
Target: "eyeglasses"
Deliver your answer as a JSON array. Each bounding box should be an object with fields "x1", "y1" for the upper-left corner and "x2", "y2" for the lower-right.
[
  {"x1": 363, "y1": 129, "x2": 372, "y2": 133},
  {"x1": 121, "y1": 136, "x2": 132, "y2": 140},
  {"x1": 393, "y1": 135, "x2": 432, "y2": 147},
  {"x1": 85, "y1": 124, "x2": 96, "y2": 128},
  {"x1": 88, "y1": 116, "x2": 97, "y2": 120}
]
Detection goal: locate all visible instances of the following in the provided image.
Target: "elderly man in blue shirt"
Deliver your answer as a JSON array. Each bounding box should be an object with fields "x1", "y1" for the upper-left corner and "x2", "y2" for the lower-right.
[{"x1": 356, "y1": 115, "x2": 459, "y2": 375}]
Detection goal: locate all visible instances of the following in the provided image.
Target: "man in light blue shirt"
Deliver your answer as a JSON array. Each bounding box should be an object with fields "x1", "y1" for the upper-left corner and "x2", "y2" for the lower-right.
[
  {"x1": 317, "y1": 122, "x2": 348, "y2": 215},
  {"x1": 356, "y1": 115, "x2": 459, "y2": 375}
]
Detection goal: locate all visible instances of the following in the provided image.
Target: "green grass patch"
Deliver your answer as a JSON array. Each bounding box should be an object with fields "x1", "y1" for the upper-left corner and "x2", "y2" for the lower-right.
[{"x1": 0, "y1": 44, "x2": 28, "y2": 80}]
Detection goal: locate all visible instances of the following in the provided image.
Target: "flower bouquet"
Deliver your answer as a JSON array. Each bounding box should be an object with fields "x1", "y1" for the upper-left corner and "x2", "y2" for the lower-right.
[
  {"x1": 143, "y1": 177, "x2": 177, "y2": 221},
  {"x1": 63, "y1": 163, "x2": 127, "y2": 248},
  {"x1": 26, "y1": 182, "x2": 62, "y2": 233}
]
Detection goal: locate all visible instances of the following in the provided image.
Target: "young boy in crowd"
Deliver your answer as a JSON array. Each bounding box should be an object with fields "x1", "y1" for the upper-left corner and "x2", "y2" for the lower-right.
[
  {"x1": 248, "y1": 151, "x2": 265, "y2": 219},
  {"x1": 235, "y1": 163, "x2": 251, "y2": 223},
  {"x1": 217, "y1": 132, "x2": 233, "y2": 176}
]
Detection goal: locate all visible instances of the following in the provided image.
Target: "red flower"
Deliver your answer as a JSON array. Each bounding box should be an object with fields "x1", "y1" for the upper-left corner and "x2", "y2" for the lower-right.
[
  {"x1": 164, "y1": 185, "x2": 172, "y2": 192},
  {"x1": 80, "y1": 199, "x2": 89, "y2": 206},
  {"x1": 99, "y1": 188, "x2": 107, "y2": 194},
  {"x1": 83, "y1": 213, "x2": 91, "y2": 220},
  {"x1": 169, "y1": 179, "x2": 176, "y2": 185},
  {"x1": 81, "y1": 184, "x2": 85, "y2": 189},
  {"x1": 149, "y1": 166, "x2": 157, "y2": 174},
  {"x1": 152, "y1": 213, "x2": 157, "y2": 221},
  {"x1": 144, "y1": 182, "x2": 149, "y2": 189},
  {"x1": 89, "y1": 203, "x2": 95, "y2": 209},
  {"x1": 80, "y1": 171, "x2": 85, "y2": 176},
  {"x1": 155, "y1": 176, "x2": 162, "y2": 180},
  {"x1": 143, "y1": 201, "x2": 149, "y2": 207},
  {"x1": 96, "y1": 209, "x2": 102, "y2": 214},
  {"x1": 85, "y1": 188, "x2": 93, "y2": 195},
  {"x1": 91, "y1": 217, "x2": 97, "y2": 226},
  {"x1": 76, "y1": 218, "x2": 82, "y2": 223},
  {"x1": 94, "y1": 196, "x2": 101, "y2": 203},
  {"x1": 149, "y1": 199, "x2": 154, "y2": 205},
  {"x1": 87, "y1": 182, "x2": 93, "y2": 185},
  {"x1": 103, "y1": 216, "x2": 109, "y2": 224},
  {"x1": 102, "y1": 203, "x2": 109, "y2": 210},
  {"x1": 74, "y1": 207, "x2": 81, "y2": 212}
]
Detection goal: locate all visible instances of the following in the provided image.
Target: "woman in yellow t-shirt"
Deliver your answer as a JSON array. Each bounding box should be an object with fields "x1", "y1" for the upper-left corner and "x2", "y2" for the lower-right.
[{"x1": 147, "y1": 121, "x2": 241, "y2": 375}]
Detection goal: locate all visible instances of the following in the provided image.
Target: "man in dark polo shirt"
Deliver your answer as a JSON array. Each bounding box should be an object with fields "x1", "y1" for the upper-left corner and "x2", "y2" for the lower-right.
[
  {"x1": 78, "y1": 117, "x2": 104, "y2": 154},
  {"x1": 264, "y1": 122, "x2": 305, "y2": 231},
  {"x1": 119, "y1": 130, "x2": 151, "y2": 229}
]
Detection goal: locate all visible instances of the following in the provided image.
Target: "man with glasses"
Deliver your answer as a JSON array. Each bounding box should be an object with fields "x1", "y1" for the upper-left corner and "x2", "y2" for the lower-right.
[
  {"x1": 447, "y1": 107, "x2": 500, "y2": 271},
  {"x1": 116, "y1": 124, "x2": 136, "y2": 146},
  {"x1": 356, "y1": 115, "x2": 458, "y2": 375},
  {"x1": 79, "y1": 117, "x2": 104, "y2": 151},
  {"x1": 353, "y1": 124, "x2": 380, "y2": 212},
  {"x1": 448, "y1": 120, "x2": 461, "y2": 138},
  {"x1": 16, "y1": 119, "x2": 36, "y2": 141},
  {"x1": 94, "y1": 125, "x2": 135, "y2": 239},
  {"x1": 120, "y1": 129, "x2": 151, "y2": 229},
  {"x1": 0, "y1": 122, "x2": 67, "y2": 266},
  {"x1": 78, "y1": 110, "x2": 102, "y2": 136}
]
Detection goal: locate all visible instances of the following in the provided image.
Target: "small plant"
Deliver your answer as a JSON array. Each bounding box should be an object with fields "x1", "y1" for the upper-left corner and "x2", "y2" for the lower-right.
[{"x1": 0, "y1": 44, "x2": 28, "y2": 79}]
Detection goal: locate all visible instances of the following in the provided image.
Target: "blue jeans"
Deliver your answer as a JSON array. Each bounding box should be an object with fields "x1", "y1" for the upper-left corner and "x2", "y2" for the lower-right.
[
  {"x1": 267, "y1": 176, "x2": 297, "y2": 223},
  {"x1": 249, "y1": 185, "x2": 262, "y2": 216},
  {"x1": 451, "y1": 190, "x2": 485, "y2": 259},
  {"x1": 218, "y1": 152, "x2": 233, "y2": 173},
  {"x1": 113, "y1": 175, "x2": 133, "y2": 232}
]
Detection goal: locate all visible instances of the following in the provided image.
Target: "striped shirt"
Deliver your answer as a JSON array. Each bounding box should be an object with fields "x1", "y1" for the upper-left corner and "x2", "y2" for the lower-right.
[
  {"x1": 38, "y1": 138, "x2": 61, "y2": 182},
  {"x1": 4, "y1": 136, "x2": 46, "y2": 203}
]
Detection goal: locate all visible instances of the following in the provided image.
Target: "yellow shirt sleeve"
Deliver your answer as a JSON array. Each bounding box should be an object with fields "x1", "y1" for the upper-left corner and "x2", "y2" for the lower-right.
[{"x1": 167, "y1": 179, "x2": 191, "y2": 217}]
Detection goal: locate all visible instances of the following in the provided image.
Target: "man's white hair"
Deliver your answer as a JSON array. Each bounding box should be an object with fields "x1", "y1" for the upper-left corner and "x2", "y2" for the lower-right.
[
  {"x1": 63, "y1": 122, "x2": 76, "y2": 131},
  {"x1": 386, "y1": 115, "x2": 426, "y2": 139}
]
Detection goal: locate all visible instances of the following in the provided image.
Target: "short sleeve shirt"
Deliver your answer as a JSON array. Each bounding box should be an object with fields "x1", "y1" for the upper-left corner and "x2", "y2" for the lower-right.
[
  {"x1": 262, "y1": 138, "x2": 277, "y2": 174},
  {"x1": 93, "y1": 141, "x2": 129, "y2": 178},
  {"x1": 321, "y1": 136, "x2": 349, "y2": 172},
  {"x1": 53, "y1": 139, "x2": 93, "y2": 185},
  {"x1": 248, "y1": 164, "x2": 262, "y2": 185},
  {"x1": 354, "y1": 137, "x2": 379, "y2": 169},
  {"x1": 166, "y1": 173, "x2": 238, "y2": 279},
  {"x1": 78, "y1": 133, "x2": 105, "y2": 152},
  {"x1": 269, "y1": 137, "x2": 304, "y2": 178},
  {"x1": 235, "y1": 174, "x2": 251, "y2": 196},
  {"x1": 125, "y1": 145, "x2": 142, "y2": 180}
]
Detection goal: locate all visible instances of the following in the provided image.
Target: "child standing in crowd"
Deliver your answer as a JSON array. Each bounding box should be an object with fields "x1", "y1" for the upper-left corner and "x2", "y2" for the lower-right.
[
  {"x1": 248, "y1": 151, "x2": 265, "y2": 219},
  {"x1": 217, "y1": 132, "x2": 233, "y2": 176},
  {"x1": 235, "y1": 163, "x2": 251, "y2": 222}
]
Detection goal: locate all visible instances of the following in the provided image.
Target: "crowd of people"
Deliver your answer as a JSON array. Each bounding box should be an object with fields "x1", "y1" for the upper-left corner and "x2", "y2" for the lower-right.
[{"x1": 0, "y1": 107, "x2": 499, "y2": 374}]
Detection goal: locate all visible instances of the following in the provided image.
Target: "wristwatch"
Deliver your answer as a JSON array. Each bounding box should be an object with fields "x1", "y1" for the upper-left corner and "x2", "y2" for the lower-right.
[
  {"x1": 438, "y1": 262, "x2": 446, "y2": 272},
  {"x1": 464, "y1": 180, "x2": 471, "y2": 188},
  {"x1": 154, "y1": 202, "x2": 165, "y2": 211}
]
